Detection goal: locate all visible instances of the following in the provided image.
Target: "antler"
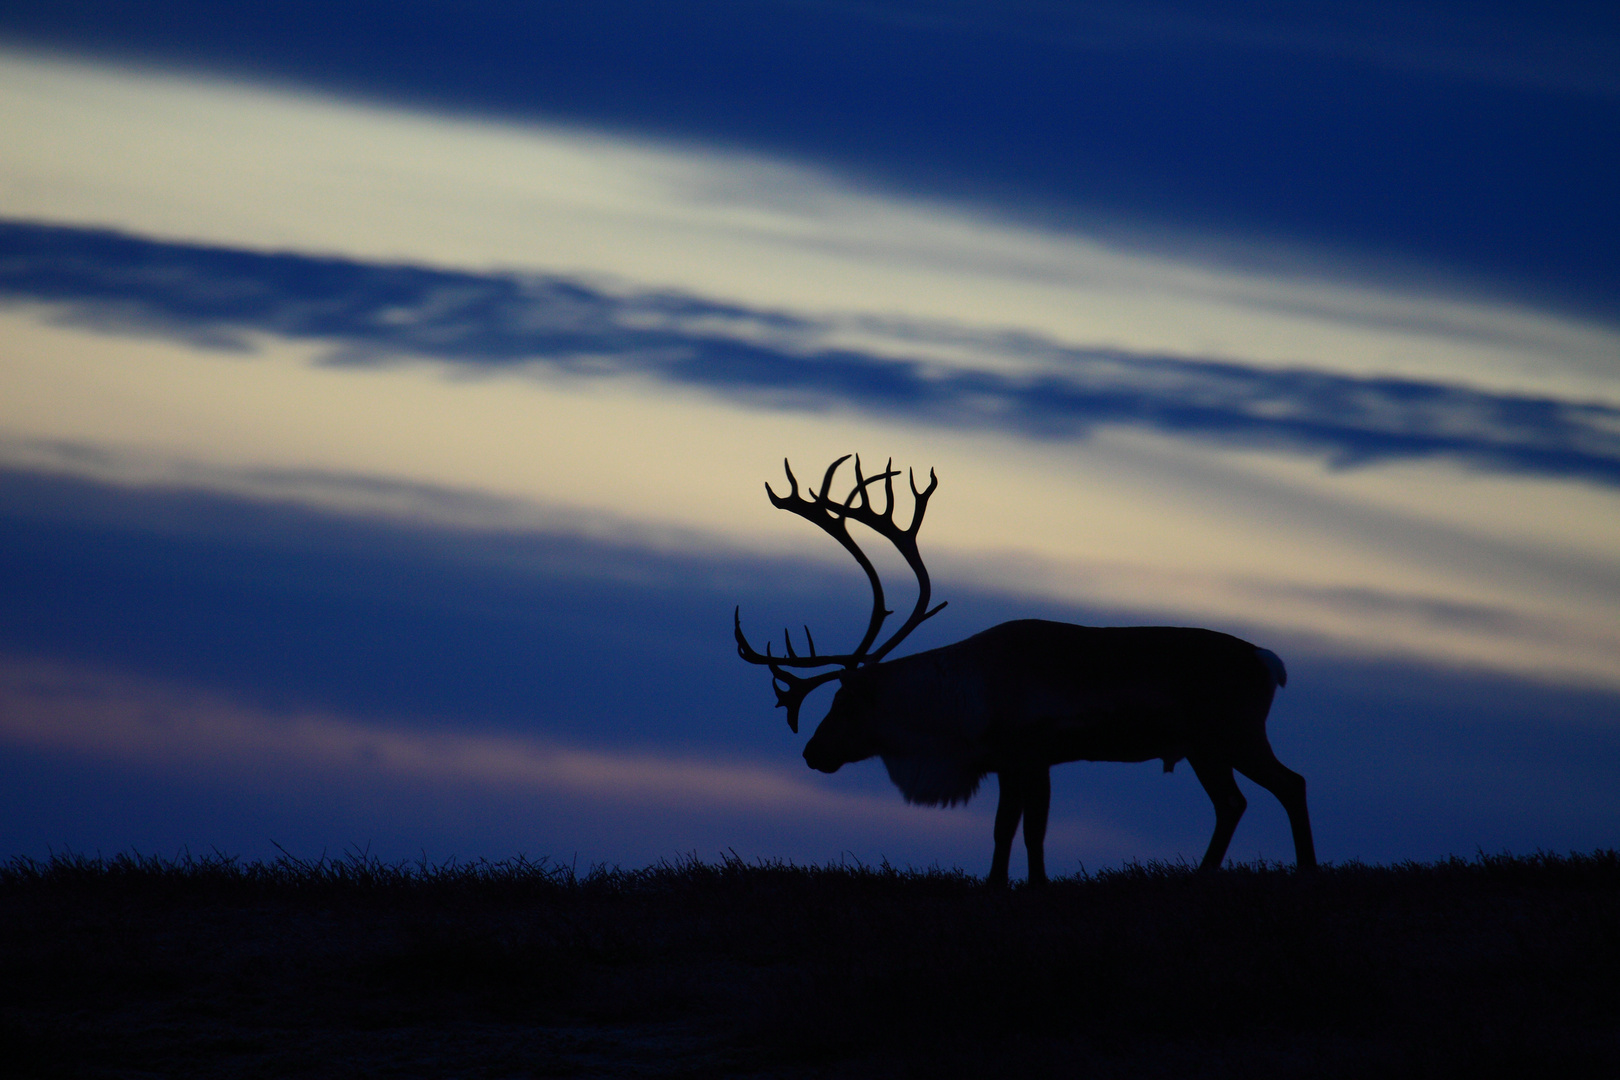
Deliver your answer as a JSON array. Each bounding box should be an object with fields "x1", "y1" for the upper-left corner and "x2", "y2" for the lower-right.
[
  {"x1": 731, "y1": 615, "x2": 846, "y2": 733},
  {"x1": 735, "y1": 455, "x2": 948, "y2": 730}
]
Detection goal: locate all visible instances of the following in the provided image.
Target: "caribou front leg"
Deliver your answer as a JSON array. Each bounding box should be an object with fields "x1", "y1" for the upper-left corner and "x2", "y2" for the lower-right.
[
  {"x1": 1022, "y1": 766, "x2": 1051, "y2": 887},
  {"x1": 988, "y1": 771, "x2": 1025, "y2": 887},
  {"x1": 989, "y1": 766, "x2": 1051, "y2": 887}
]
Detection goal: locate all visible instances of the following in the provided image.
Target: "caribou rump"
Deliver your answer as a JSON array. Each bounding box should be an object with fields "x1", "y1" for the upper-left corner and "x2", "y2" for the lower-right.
[{"x1": 735, "y1": 456, "x2": 1315, "y2": 885}]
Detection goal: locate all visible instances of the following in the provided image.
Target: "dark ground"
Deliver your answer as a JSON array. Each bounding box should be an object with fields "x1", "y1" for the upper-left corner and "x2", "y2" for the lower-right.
[{"x1": 2, "y1": 850, "x2": 1617, "y2": 1078}]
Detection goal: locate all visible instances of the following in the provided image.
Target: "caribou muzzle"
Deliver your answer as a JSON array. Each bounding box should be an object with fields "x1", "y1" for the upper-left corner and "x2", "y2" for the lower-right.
[
  {"x1": 803, "y1": 742, "x2": 843, "y2": 773},
  {"x1": 803, "y1": 722, "x2": 865, "y2": 773}
]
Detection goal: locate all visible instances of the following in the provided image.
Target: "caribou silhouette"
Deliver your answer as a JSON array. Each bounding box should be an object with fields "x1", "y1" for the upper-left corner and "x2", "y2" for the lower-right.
[{"x1": 735, "y1": 456, "x2": 1316, "y2": 885}]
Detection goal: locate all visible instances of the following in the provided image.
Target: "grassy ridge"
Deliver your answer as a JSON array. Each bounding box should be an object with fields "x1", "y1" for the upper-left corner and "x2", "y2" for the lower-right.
[{"x1": 3, "y1": 850, "x2": 1618, "y2": 1077}]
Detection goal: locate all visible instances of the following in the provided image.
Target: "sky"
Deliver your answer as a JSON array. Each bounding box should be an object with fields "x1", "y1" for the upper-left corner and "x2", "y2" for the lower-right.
[{"x1": 0, "y1": 2, "x2": 1616, "y2": 877}]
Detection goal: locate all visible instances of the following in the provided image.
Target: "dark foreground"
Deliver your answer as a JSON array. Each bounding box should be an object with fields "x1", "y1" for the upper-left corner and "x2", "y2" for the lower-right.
[{"x1": 2, "y1": 851, "x2": 1617, "y2": 1079}]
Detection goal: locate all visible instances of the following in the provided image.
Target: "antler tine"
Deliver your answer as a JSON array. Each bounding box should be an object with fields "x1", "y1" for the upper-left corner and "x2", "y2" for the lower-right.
[
  {"x1": 907, "y1": 466, "x2": 939, "y2": 534},
  {"x1": 816, "y1": 455, "x2": 851, "y2": 506},
  {"x1": 882, "y1": 457, "x2": 897, "y2": 522},
  {"x1": 850, "y1": 455, "x2": 868, "y2": 512},
  {"x1": 843, "y1": 455, "x2": 900, "y2": 517},
  {"x1": 763, "y1": 456, "x2": 807, "y2": 509},
  {"x1": 735, "y1": 607, "x2": 856, "y2": 670}
]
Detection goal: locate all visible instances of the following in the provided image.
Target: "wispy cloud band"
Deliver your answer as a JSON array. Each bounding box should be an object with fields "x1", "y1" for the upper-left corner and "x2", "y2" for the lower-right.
[
  {"x1": 6, "y1": 220, "x2": 1618, "y2": 487},
  {"x1": 0, "y1": 653, "x2": 936, "y2": 826}
]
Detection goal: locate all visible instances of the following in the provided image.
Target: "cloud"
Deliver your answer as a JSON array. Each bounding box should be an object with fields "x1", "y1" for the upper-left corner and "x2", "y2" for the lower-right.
[
  {"x1": 6, "y1": 219, "x2": 1619, "y2": 488},
  {"x1": 0, "y1": 653, "x2": 864, "y2": 816},
  {"x1": 945, "y1": 2, "x2": 1620, "y2": 99},
  {"x1": 2, "y1": 2, "x2": 1615, "y2": 318},
  {"x1": 5, "y1": 49, "x2": 1614, "y2": 393},
  {"x1": 3, "y1": 458, "x2": 1616, "y2": 713},
  {"x1": 0, "y1": 649, "x2": 1053, "y2": 867}
]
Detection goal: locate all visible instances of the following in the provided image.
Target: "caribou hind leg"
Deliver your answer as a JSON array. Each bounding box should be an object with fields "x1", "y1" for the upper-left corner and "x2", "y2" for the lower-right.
[
  {"x1": 1235, "y1": 745, "x2": 1317, "y2": 871},
  {"x1": 1189, "y1": 757, "x2": 1247, "y2": 871}
]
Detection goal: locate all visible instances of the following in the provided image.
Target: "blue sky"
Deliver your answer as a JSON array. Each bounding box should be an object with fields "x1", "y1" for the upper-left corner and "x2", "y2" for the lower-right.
[{"x1": 0, "y1": 3, "x2": 1616, "y2": 876}]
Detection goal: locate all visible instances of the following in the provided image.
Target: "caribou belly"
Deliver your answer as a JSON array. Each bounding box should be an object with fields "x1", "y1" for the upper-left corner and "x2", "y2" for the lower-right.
[{"x1": 1029, "y1": 695, "x2": 1193, "y2": 766}]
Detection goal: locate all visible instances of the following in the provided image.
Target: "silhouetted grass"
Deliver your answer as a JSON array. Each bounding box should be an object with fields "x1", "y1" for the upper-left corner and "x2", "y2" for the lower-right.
[{"x1": 3, "y1": 849, "x2": 1617, "y2": 1077}]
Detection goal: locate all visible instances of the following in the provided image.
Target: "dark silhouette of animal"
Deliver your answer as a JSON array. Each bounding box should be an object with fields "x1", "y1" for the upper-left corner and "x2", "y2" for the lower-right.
[{"x1": 735, "y1": 456, "x2": 1316, "y2": 885}]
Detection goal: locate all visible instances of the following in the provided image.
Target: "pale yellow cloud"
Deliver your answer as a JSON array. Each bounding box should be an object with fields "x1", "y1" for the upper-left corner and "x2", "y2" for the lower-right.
[
  {"x1": 3, "y1": 307, "x2": 1617, "y2": 689},
  {"x1": 2, "y1": 49, "x2": 1616, "y2": 401}
]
